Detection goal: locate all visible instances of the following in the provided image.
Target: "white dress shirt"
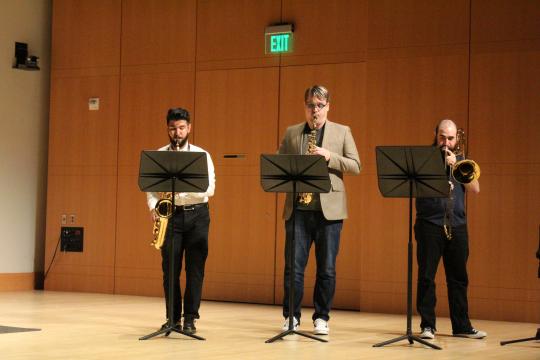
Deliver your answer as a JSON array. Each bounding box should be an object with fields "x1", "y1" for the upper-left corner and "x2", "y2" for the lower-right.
[{"x1": 146, "y1": 141, "x2": 216, "y2": 211}]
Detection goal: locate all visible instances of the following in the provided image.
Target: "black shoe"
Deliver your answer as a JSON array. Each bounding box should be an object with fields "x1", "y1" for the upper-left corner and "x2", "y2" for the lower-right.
[
  {"x1": 160, "y1": 321, "x2": 180, "y2": 336},
  {"x1": 183, "y1": 318, "x2": 197, "y2": 334},
  {"x1": 453, "y1": 328, "x2": 487, "y2": 339}
]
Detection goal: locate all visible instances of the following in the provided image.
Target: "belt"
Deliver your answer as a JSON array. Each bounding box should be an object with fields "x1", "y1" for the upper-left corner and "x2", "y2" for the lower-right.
[{"x1": 175, "y1": 203, "x2": 208, "y2": 211}]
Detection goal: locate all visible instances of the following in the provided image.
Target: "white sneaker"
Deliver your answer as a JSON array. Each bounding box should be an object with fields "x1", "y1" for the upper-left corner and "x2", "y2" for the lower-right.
[
  {"x1": 313, "y1": 318, "x2": 329, "y2": 335},
  {"x1": 282, "y1": 317, "x2": 298, "y2": 331},
  {"x1": 420, "y1": 327, "x2": 435, "y2": 339}
]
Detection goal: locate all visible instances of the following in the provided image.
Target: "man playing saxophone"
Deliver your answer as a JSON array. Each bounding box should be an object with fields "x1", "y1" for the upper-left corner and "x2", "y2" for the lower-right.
[
  {"x1": 146, "y1": 107, "x2": 215, "y2": 335},
  {"x1": 277, "y1": 85, "x2": 361, "y2": 335},
  {"x1": 415, "y1": 119, "x2": 486, "y2": 340}
]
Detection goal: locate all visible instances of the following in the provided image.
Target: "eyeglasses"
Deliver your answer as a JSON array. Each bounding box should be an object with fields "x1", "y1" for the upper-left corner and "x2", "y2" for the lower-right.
[{"x1": 305, "y1": 102, "x2": 327, "y2": 110}]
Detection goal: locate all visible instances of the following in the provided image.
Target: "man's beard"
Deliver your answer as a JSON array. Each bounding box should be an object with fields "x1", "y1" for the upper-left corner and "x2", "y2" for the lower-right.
[{"x1": 170, "y1": 135, "x2": 188, "y2": 150}]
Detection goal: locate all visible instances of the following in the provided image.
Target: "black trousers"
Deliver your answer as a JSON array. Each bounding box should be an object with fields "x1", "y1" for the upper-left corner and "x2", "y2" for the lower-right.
[
  {"x1": 415, "y1": 219, "x2": 473, "y2": 333},
  {"x1": 161, "y1": 204, "x2": 209, "y2": 323}
]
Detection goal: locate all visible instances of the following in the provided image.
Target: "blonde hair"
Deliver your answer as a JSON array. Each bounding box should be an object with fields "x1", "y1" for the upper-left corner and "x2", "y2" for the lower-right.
[{"x1": 304, "y1": 85, "x2": 330, "y2": 103}]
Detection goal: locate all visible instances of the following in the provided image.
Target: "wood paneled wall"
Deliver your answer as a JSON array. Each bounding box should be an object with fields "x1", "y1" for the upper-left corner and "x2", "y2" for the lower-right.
[
  {"x1": 46, "y1": 0, "x2": 540, "y2": 323},
  {"x1": 467, "y1": 0, "x2": 540, "y2": 322}
]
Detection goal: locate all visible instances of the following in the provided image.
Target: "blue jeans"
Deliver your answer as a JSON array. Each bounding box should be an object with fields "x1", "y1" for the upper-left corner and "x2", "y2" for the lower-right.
[{"x1": 283, "y1": 210, "x2": 343, "y2": 322}]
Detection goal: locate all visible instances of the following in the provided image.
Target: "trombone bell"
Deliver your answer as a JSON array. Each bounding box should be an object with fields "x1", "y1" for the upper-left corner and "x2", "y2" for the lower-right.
[{"x1": 452, "y1": 159, "x2": 481, "y2": 184}]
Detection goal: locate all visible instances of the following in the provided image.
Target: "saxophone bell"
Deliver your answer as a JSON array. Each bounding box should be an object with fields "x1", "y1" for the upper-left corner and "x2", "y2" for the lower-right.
[{"x1": 151, "y1": 197, "x2": 174, "y2": 250}]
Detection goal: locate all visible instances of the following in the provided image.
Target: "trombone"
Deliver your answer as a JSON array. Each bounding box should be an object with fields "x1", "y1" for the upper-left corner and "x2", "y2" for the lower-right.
[{"x1": 451, "y1": 128, "x2": 481, "y2": 184}]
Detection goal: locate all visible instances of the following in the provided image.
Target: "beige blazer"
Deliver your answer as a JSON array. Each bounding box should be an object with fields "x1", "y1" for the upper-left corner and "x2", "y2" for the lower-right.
[{"x1": 278, "y1": 120, "x2": 361, "y2": 220}]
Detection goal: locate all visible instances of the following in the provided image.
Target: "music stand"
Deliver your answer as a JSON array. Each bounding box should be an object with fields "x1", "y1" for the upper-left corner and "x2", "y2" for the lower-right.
[
  {"x1": 260, "y1": 154, "x2": 331, "y2": 343},
  {"x1": 373, "y1": 146, "x2": 449, "y2": 350},
  {"x1": 138, "y1": 150, "x2": 209, "y2": 341}
]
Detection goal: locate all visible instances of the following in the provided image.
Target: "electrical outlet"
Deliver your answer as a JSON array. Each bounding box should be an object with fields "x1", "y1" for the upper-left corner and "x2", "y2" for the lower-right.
[
  {"x1": 69, "y1": 214, "x2": 76, "y2": 224},
  {"x1": 60, "y1": 227, "x2": 84, "y2": 252},
  {"x1": 61, "y1": 214, "x2": 67, "y2": 225}
]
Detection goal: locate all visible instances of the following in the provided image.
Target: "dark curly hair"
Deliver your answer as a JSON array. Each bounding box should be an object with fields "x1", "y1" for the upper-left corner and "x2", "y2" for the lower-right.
[{"x1": 166, "y1": 107, "x2": 190, "y2": 123}]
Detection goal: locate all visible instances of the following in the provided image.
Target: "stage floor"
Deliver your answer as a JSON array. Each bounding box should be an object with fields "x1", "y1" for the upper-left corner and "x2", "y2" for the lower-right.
[{"x1": 0, "y1": 291, "x2": 537, "y2": 359}]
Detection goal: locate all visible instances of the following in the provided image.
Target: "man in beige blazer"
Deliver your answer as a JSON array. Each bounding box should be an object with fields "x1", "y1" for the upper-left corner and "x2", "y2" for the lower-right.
[{"x1": 278, "y1": 85, "x2": 361, "y2": 335}]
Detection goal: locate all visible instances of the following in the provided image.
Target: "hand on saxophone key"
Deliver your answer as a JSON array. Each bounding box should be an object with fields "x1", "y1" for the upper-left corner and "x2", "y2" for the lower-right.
[
  {"x1": 312, "y1": 146, "x2": 331, "y2": 161},
  {"x1": 151, "y1": 209, "x2": 158, "y2": 222}
]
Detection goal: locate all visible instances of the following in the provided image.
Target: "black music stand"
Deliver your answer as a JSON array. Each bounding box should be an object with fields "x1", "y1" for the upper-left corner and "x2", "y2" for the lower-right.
[
  {"x1": 373, "y1": 146, "x2": 449, "y2": 350},
  {"x1": 260, "y1": 154, "x2": 331, "y2": 343},
  {"x1": 500, "y1": 328, "x2": 540, "y2": 346},
  {"x1": 138, "y1": 150, "x2": 209, "y2": 341}
]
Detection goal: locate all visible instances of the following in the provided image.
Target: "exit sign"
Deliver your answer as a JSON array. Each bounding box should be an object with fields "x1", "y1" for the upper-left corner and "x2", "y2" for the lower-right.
[{"x1": 265, "y1": 24, "x2": 294, "y2": 54}]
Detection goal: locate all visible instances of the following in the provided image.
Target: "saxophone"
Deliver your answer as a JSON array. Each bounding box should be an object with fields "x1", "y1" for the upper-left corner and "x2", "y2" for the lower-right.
[
  {"x1": 298, "y1": 125, "x2": 319, "y2": 205},
  {"x1": 150, "y1": 139, "x2": 180, "y2": 249},
  {"x1": 151, "y1": 194, "x2": 174, "y2": 249}
]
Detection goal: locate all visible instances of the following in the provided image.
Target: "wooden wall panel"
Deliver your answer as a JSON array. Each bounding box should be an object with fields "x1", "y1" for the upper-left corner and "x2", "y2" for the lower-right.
[
  {"x1": 467, "y1": 174, "x2": 540, "y2": 322},
  {"x1": 467, "y1": 18, "x2": 540, "y2": 321},
  {"x1": 48, "y1": 75, "x2": 120, "y2": 172},
  {"x1": 45, "y1": 174, "x2": 117, "y2": 293},
  {"x1": 471, "y1": 0, "x2": 540, "y2": 43},
  {"x1": 121, "y1": 0, "x2": 196, "y2": 66},
  {"x1": 366, "y1": 49, "x2": 470, "y2": 147},
  {"x1": 469, "y1": 51, "x2": 540, "y2": 164},
  {"x1": 114, "y1": 69, "x2": 195, "y2": 296},
  {"x1": 275, "y1": 63, "x2": 366, "y2": 309},
  {"x1": 45, "y1": 74, "x2": 119, "y2": 293},
  {"x1": 195, "y1": 68, "x2": 279, "y2": 303},
  {"x1": 51, "y1": 0, "x2": 121, "y2": 69},
  {"x1": 116, "y1": 69, "x2": 195, "y2": 173},
  {"x1": 368, "y1": 0, "x2": 470, "y2": 49},
  {"x1": 196, "y1": 0, "x2": 281, "y2": 70},
  {"x1": 114, "y1": 175, "x2": 163, "y2": 296},
  {"x1": 281, "y1": 0, "x2": 368, "y2": 66}
]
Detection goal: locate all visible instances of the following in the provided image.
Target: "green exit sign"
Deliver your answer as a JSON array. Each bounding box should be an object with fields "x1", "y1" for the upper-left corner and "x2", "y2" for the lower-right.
[{"x1": 265, "y1": 24, "x2": 294, "y2": 54}]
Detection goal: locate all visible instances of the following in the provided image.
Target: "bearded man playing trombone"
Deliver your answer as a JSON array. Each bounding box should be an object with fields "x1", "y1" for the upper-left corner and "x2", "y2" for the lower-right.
[{"x1": 415, "y1": 119, "x2": 486, "y2": 341}]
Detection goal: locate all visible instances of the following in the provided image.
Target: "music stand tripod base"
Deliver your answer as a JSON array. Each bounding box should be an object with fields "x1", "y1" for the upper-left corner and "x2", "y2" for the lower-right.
[
  {"x1": 265, "y1": 328, "x2": 328, "y2": 343},
  {"x1": 373, "y1": 334, "x2": 440, "y2": 349},
  {"x1": 139, "y1": 325, "x2": 205, "y2": 341},
  {"x1": 500, "y1": 328, "x2": 540, "y2": 346}
]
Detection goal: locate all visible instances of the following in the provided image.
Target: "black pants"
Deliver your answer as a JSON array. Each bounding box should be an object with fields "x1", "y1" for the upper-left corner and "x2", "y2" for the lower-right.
[
  {"x1": 161, "y1": 204, "x2": 209, "y2": 323},
  {"x1": 415, "y1": 219, "x2": 472, "y2": 333}
]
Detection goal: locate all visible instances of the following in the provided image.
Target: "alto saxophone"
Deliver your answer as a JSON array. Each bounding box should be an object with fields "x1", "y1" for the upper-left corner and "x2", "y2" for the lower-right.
[
  {"x1": 151, "y1": 194, "x2": 174, "y2": 249},
  {"x1": 298, "y1": 125, "x2": 319, "y2": 205},
  {"x1": 150, "y1": 139, "x2": 180, "y2": 249}
]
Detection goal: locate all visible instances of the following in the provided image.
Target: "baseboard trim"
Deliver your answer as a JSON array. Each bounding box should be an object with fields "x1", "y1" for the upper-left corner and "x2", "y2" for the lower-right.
[{"x1": 0, "y1": 273, "x2": 35, "y2": 291}]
